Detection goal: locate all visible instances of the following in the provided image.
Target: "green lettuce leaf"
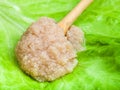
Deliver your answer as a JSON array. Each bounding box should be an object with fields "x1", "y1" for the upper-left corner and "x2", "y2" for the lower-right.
[{"x1": 0, "y1": 0, "x2": 120, "y2": 90}]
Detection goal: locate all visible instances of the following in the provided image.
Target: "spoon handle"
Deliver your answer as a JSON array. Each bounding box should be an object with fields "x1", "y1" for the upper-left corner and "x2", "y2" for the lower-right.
[{"x1": 58, "y1": 0, "x2": 93, "y2": 34}]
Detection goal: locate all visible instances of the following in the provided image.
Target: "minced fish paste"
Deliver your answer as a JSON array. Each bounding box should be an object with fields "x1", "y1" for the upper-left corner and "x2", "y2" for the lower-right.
[{"x1": 15, "y1": 17, "x2": 85, "y2": 82}]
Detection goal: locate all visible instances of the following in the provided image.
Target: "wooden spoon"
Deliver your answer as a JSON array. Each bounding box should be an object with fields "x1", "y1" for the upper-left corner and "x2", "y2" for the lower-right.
[{"x1": 58, "y1": 0, "x2": 93, "y2": 34}]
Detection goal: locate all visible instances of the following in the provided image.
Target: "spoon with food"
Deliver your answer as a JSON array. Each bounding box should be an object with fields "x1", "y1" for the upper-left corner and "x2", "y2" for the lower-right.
[{"x1": 15, "y1": 0, "x2": 93, "y2": 82}]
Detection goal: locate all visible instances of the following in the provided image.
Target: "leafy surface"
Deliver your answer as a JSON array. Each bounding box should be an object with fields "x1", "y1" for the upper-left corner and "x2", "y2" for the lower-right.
[{"x1": 0, "y1": 0, "x2": 120, "y2": 90}]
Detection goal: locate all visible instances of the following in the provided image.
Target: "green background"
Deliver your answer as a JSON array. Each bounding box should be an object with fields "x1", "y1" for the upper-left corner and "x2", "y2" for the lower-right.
[{"x1": 0, "y1": 0, "x2": 120, "y2": 90}]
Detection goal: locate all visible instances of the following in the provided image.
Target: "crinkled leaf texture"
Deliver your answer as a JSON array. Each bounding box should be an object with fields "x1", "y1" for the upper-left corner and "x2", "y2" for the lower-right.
[{"x1": 0, "y1": 0, "x2": 120, "y2": 90}]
